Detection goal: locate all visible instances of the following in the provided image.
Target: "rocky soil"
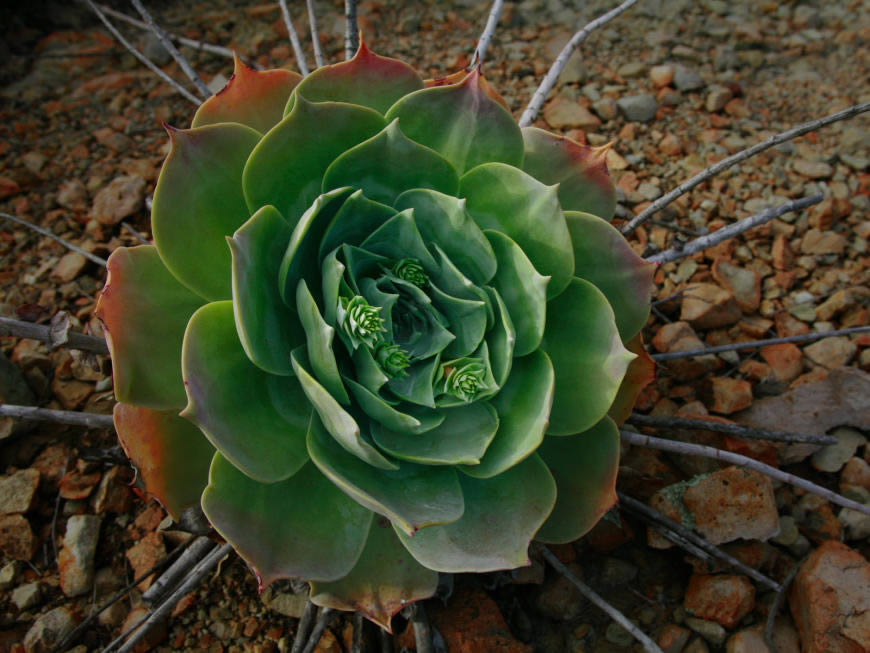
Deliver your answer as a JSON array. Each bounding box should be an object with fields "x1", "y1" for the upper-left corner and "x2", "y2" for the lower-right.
[{"x1": 0, "y1": 0, "x2": 868, "y2": 651}]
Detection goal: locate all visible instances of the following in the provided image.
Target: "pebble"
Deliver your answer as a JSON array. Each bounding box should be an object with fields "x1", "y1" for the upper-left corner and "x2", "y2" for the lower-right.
[
  {"x1": 591, "y1": 97, "x2": 617, "y2": 121},
  {"x1": 616, "y1": 94, "x2": 658, "y2": 122},
  {"x1": 772, "y1": 515, "x2": 799, "y2": 546},
  {"x1": 649, "y1": 64, "x2": 675, "y2": 87},
  {"x1": 50, "y1": 252, "x2": 88, "y2": 284},
  {"x1": 839, "y1": 507, "x2": 870, "y2": 541},
  {"x1": 0, "y1": 468, "x2": 40, "y2": 514},
  {"x1": 261, "y1": 586, "x2": 309, "y2": 618},
  {"x1": 617, "y1": 61, "x2": 645, "y2": 78},
  {"x1": 683, "y1": 573, "x2": 755, "y2": 629},
  {"x1": 700, "y1": 377, "x2": 753, "y2": 414},
  {"x1": 605, "y1": 622, "x2": 636, "y2": 646},
  {"x1": 543, "y1": 98, "x2": 600, "y2": 130},
  {"x1": 126, "y1": 531, "x2": 166, "y2": 591},
  {"x1": 0, "y1": 561, "x2": 18, "y2": 590},
  {"x1": 680, "y1": 283, "x2": 742, "y2": 329},
  {"x1": 657, "y1": 623, "x2": 691, "y2": 653},
  {"x1": 803, "y1": 336, "x2": 857, "y2": 368},
  {"x1": 0, "y1": 513, "x2": 37, "y2": 560},
  {"x1": 638, "y1": 181, "x2": 662, "y2": 201},
  {"x1": 684, "y1": 616, "x2": 727, "y2": 647},
  {"x1": 91, "y1": 175, "x2": 146, "y2": 225},
  {"x1": 12, "y1": 581, "x2": 42, "y2": 611},
  {"x1": 674, "y1": 66, "x2": 705, "y2": 91},
  {"x1": 811, "y1": 427, "x2": 867, "y2": 473},
  {"x1": 59, "y1": 514, "x2": 101, "y2": 597},
  {"x1": 793, "y1": 158, "x2": 834, "y2": 179},
  {"x1": 23, "y1": 606, "x2": 77, "y2": 653},
  {"x1": 705, "y1": 86, "x2": 733, "y2": 112},
  {"x1": 711, "y1": 260, "x2": 760, "y2": 312}
]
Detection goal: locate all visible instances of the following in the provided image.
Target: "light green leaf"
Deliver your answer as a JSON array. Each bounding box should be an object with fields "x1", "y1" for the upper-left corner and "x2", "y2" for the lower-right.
[
  {"x1": 359, "y1": 210, "x2": 438, "y2": 273},
  {"x1": 429, "y1": 282, "x2": 487, "y2": 359},
  {"x1": 386, "y1": 356, "x2": 439, "y2": 408},
  {"x1": 345, "y1": 378, "x2": 443, "y2": 435},
  {"x1": 296, "y1": 280, "x2": 349, "y2": 405},
  {"x1": 318, "y1": 190, "x2": 396, "y2": 260},
  {"x1": 483, "y1": 287, "x2": 515, "y2": 387}
]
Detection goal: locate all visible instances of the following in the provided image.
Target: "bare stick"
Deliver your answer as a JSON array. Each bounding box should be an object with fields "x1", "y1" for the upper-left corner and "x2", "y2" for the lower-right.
[
  {"x1": 622, "y1": 101, "x2": 870, "y2": 234},
  {"x1": 1, "y1": 212, "x2": 107, "y2": 266},
  {"x1": 618, "y1": 493, "x2": 781, "y2": 591},
  {"x1": 83, "y1": 0, "x2": 201, "y2": 105},
  {"x1": 646, "y1": 194, "x2": 823, "y2": 265},
  {"x1": 406, "y1": 603, "x2": 433, "y2": 653},
  {"x1": 764, "y1": 556, "x2": 804, "y2": 652},
  {"x1": 651, "y1": 325, "x2": 870, "y2": 361},
  {"x1": 279, "y1": 0, "x2": 310, "y2": 76},
  {"x1": 291, "y1": 600, "x2": 318, "y2": 653},
  {"x1": 472, "y1": 0, "x2": 504, "y2": 66},
  {"x1": 142, "y1": 536, "x2": 216, "y2": 603},
  {"x1": 624, "y1": 506, "x2": 715, "y2": 564},
  {"x1": 345, "y1": 0, "x2": 358, "y2": 60},
  {"x1": 130, "y1": 0, "x2": 210, "y2": 98},
  {"x1": 620, "y1": 430, "x2": 870, "y2": 517},
  {"x1": 537, "y1": 545, "x2": 662, "y2": 653},
  {"x1": 301, "y1": 608, "x2": 338, "y2": 653},
  {"x1": 351, "y1": 613, "x2": 363, "y2": 653},
  {"x1": 306, "y1": 0, "x2": 325, "y2": 68},
  {"x1": 0, "y1": 317, "x2": 109, "y2": 354},
  {"x1": 0, "y1": 404, "x2": 114, "y2": 429},
  {"x1": 518, "y1": 0, "x2": 641, "y2": 127},
  {"x1": 121, "y1": 221, "x2": 150, "y2": 244},
  {"x1": 627, "y1": 413, "x2": 837, "y2": 446}
]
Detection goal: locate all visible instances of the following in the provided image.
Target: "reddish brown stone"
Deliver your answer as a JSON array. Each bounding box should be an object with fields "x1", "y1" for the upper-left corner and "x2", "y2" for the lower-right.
[
  {"x1": 0, "y1": 513, "x2": 38, "y2": 560},
  {"x1": 760, "y1": 343, "x2": 803, "y2": 384},
  {"x1": 657, "y1": 624, "x2": 691, "y2": 653},
  {"x1": 429, "y1": 585, "x2": 531, "y2": 652},
  {"x1": 700, "y1": 377, "x2": 753, "y2": 414},
  {"x1": 91, "y1": 466, "x2": 134, "y2": 514},
  {"x1": 681, "y1": 284, "x2": 742, "y2": 330},
  {"x1": 712, "y1": 259, "x2": 760, "y2": 313},
  {"x1": 684, "y1": 573, "x2": 755, "y2": 629},
  {"x1": 59, "y1": 468, "x2": 101, "y2": 500},
  {"x1": 771, "y1": 234, "x2": 794, "y2": 270},
  {"x1": 126, "y1": 532, "x2": 166, "y2": 591}
]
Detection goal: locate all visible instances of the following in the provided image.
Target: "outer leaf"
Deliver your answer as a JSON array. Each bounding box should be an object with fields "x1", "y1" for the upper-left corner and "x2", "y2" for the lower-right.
[
  {"x1": 521, "y1": 127, "x2": 616, "y2": 220},
  {"x1": 230, "y1": 205, "x2": 301, "y2": 376},
  {"x1": 461, "y1": 162, "x2": 574, "y2": 298},
  {"x1": 565, "y1": 211, "x2": 654, "y2": 341},
  {"x1": 192, "y1": 54, "x2": 301, "y2": 133},
  {"x1": 307, "y1": 418, "x2": 464, "y2": 536},
  {"x1": 608, "y1": 333, "x2": 656, "y2": 425},
  {"x1": 152, "y1": 123, "x2": 261, "y2": 300},
  {"x1": 181, "y1": 301, "x2": 310, "y2": 483},
  {"x1": 113, "y1": 403, "x2": 213, "y2": 521},
  {"x1": 318, "y1": 190, "x2": 396, "y2": 260},
  {"x1": 424, "y1": 69, "x2": 510, "y2": 109},
  {"x1": 96, "y1": 246, "x2": 204, "y2": 410},
  {"x1": 323, "y1": 120, "x2": 459, "y2": 205},
  {"x1": 292, "y1": 40, "x2": 423, "y2": 114},
  {"x1": 462, "y1": 349, "x2": 553, "y2": 479},
  {"x1": 385, "y1": 69, "x2": 523, "y2": 174},
  {"x1": 202, "y1": 455, "x2": 373, "y2": 587},
  {"x1": 397, "y1": 455, "x2": 556, "y2": 572},
  {"x1": 310, "y1": 519, "x2": 438, "y2": 631},
  {"x1": 535, "y1": 417, "x2": 620, "y2": 543},
  {"x1": 540, "y1": 278, "x2": 635, "y2": 435},
  {"x1": 243, "y1": 97, "x2": 385, "y2": 223},
  {"x1": 296, "y1": 280, "x2": 349, "y2": 405}
]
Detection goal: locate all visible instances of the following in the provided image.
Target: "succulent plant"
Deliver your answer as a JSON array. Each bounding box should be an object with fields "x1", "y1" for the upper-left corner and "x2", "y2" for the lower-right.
[{"x1": 96, "y1": 43, "x2": 654, "y2": 628}]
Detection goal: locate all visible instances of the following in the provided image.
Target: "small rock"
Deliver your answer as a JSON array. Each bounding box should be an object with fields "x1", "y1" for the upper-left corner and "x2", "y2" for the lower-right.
[
  {"x1": 50, "y1": 252, "x2": 88, "y2": 284},
  {"x1": 772, "y1": 515, "x2": 799, "y2": 547},
  {"x1": 430, "y1": 585, "x2": 532, "y2": 652},
  {"x1": 261, "y1": 586, "x2": 309, "y2": 618},
  {"x1": 815, "y1": 289, "x2": 855, "y2": 321},
  {"x1": 701, "y1": 377, "x2": 753, "y2": 414},
  {"x1": 811, "y1": 427, "x2": 867, "y2": 473},
  {"x1": 839, "y1": 507, "x2": 870, "y2": 541},
  {"x1": 684, "y1": 574, "x2": 755, "y2": 629},
  {"x1": 638, "y1": 182, "x2": 662, "y2": 201},
  {"x1": 804, "y1": 336, "x2": 857, "y2": 369},
  {"x1": 0, "y1": 561, "x2": 18, "y2": 590},
  {"x1": 535, "y1": 563, "x2": 585, "y2": 620},
  {"x1": 712, "y1": 260, "x2": 760, "y2": 312},
  {"x1": 59, "y1": 466, "x2": 102, "y2": 501},
  {"x1": 685, "y1": 616, "x2": 727, "y2": 647},
  {"x1": 606, "y1": 622, "x2": 636, "y2": 646},
  {"x1": 59, "y1": 514, "x2": 101, "y2": 597},
  {"x1": 93, "y1": 127, "x2": 132, "y2": 152},
  {"x1": 772, "y1": 234, "x2": 794, "y2": 270},
  {"x1": 657, "y1": 623, "x2": 691, "y2": 653},
  {"x1": 91, "y1": 175, "x2": 146, "y2": 226},
  {"x1": 760, "y1": 343, "x2": 803, "y2": 384},
  {"x1": 674, "y1": 66, "x2": 705, "y2": 91},
  {"x1": 56, "y1": 179, "x2": 88, "y2": 211},
  {"x1": 681, "y1": 283, "x2": 742, "y2": 329},
  {"x1": 840, "y1": 457, "x2": 870, "y2": 502},
  {"x1": 50, "y1": 377, "x2": 93, "y2": 410},
  {"x1": 793, "y1": 159, "x2": 833, "y2": 179},
  {"x1": 23, "y1": 606, "x2": 77, "y2": 653},
  {"x1": 0, "y1": 513, "x2": 37, "y2": 560},
  {"x1": 725, "y1": 628, "x2": 769, "y2": 652},
  {"x1": 591, "y1": 97, "x2": 617, "y2": 121},
  {"x1": 126, "y1": 531, "x2": 166, "y2": 590},
  {"x1": 91, "y1": 466, "x2": 133, "y2": 514},
  {"x1": 617, "y1": 94, "x2": 658, "y2": 122},
  {"x1": 649, "y1": 64, "x2": 675, "y2": 87},
  {"x1": 0, "y1": 468, "x2": 40, "y2": 514},
  {"x1": 801, "y1": 228, "x2": 846, "y2": 255},
  {"x1": 617, "y1": 61, "x2": 645, "y2": 77},
  {"x1": 12, "y1": 581, "x2": 42, "y2": 611},
  {"x1": 706, "y1": 86, "x2": 733, "y2": 112},
  {"x1": 142, "y1": 32, "x2": 172, "y2": 66},
  {"x1": 121, "y1": 607, "x2": 167, "y2": 651},
  {"x1": 659, "y1": 133, "x2": 682, "y2": 155},
  {"x1": 543, "y1": 98, "x2": 601, "y2": 130}
]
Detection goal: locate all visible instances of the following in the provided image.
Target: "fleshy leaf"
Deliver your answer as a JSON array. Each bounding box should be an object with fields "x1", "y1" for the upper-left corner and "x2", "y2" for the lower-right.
[
  {"x1": 192, "y1": 55, "x2": 301, "y2": 133},
  {"x1": 359, "y1": 210, "x2": 438, "y2": 273},
  {"x1": 310, "y1": 518, "x2": 438, "y2": 631},
  {"x1": 566, "y1": 211, "x2": 654, "y2": 341},
  {"x1": 424, "y1": 69, "x2": 510, "y2": 109},
  {"x1": 113, "y1": 403, "x2": 213, "y2": 521},
  {"x1": 385, "y1": 356, "x2": 439, "y2": 407},
  {"x1": 323, "y1": 120, "x2": 459, "y2": 205},
  {"x1": 96, "y1": 246, "x2": 204, "y2": 410},
  {"x1": 429, "y1": 282, "x2": 487, "y2": 359},
  {"x1": 297, "y1": 280, "x2": 349, "y2": 405},
  {"x1": 385, "y1": 69, "x2": 523, "y2": 174},
  {"x1": 462, "y1": 349, "x2": 553, "y2": 479},
  {"x1": 292, "y1": 40, "x2": 423, "y2": 114},
  {"x1": 230, "y1": 205, "x2": 301, "y2": 376},
  {"x1": 152, "y1": 123, "x2": 261, "y2": 300},
  {"x1": 535, "y1": 417, "x2": 620, "y2": 543},
  {"x1": 372, "y1": 402, "x2": 498, "y2": 465},
  {"x1": 345, "y1": 378, "x2": 443, "y2": 435},
  {"x1": 202, "y1": 455, "x2": 373, "y2": 587},
  {"x1": 307, "y1": 417, "x2": 464, "y2": 536},
  {"x1": 397, "y1": 455, "x2": 556, "y2": 572},
  {"x1": 483, "y1": 286, "x2": 515, "y2": 387},
  {"x1": 243, "y1": 97, "x2": 385, "y2": 223},
  {"x1": 319, "y1": 190, "x2": 397, "y2": 260},
  {"x1": 540, "y1": 278, "x2": 635, "y2": 435},
  {"x1": 461, "y1": 162, "x2": 574, "y2": 298},
  {"x1": 181, "y1": 301, "x2": 310, "y2": 483},
  {"x1": 521, "y1": 127, "x2": 616, "y2": 220},
  {"x1": 484, "y1": 231, "x2": 548, "y2": 357},
  {"x1": 608, "y1": 333, "x2": 655, "y2": 425}
]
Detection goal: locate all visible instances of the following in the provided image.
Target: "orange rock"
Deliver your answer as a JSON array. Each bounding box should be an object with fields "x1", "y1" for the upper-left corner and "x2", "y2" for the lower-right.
[
  {"x1": 712, "y1": 259, "x2": 760, "y2": 313},
  {"x1": 684, "y1": 573, "x2": 755, "y2": 629},
  {"x1": 0, "y1": 513, "x2": 38, "y2": 561},
  {"x1": 429, "y1": 585, "x2": 531, "y2": 653},
  {"x1": 760, "y1": 343, "x2": 803, "y2": 383},
  {"x1": 680, "y1": 283, "x2": 742, "y2": 329},
  {"x1": 771, "y1": 234, "x2": 794, "y2": 270},
  {"x1": 700, "y1": 377, "x2": 753, "y2": 414}
]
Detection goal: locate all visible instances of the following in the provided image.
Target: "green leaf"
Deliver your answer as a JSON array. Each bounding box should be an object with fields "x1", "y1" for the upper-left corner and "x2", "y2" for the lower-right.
[
  {"x1": 608, "y1": 333, "x2": 656, "y2": 425},
  {"x1": 296, "y1": 280, "x2": 350, "y2": 405},
  {"x1": 521, "y1": 127, "x2": 616, "y2": 220},
  {"x1": 229, "y1": 205, "x2": 301, "y2": 376},
  {"x1": 428, "y1": 243, "x2": 492, "y2": 312},
  {"x1": 318, "y1": 190, "x2": 396, "y2": 260},
  {"x1": 428, "y1": 282, "x2": 487, "y2": 359},
  {"x1": 352, "y1": 345, "x2": 390, "y2": 394},
  {"x1": 291, "y1": 348, "x2": 397, "y2": 470},
  {"x1": 372, "y1": 402, "x2": 498, "y2": 465},
  {"x1": 323, "y1": 120, "x2": 459, "y2": 205},
  {"x1": 484, "y1": 231, "x2": 548, "y2": 357},
  {"x1": 461, "y1": 162, "x2": 574, "y2": 299},
  {"x1": 358, "y1": 277, "x2": 398, "y2": 335},
  {"x1": 565, "y1": 211, "x2": 654, "y2": 341},
  {"x1": 307, "y1": 417, "x2": 464, "y2": 536},
  {"x1": 461, "y1": 349, "x2": 553, "y2": 479},
  {"x1": 385, "y1": 69, "x2": 523, "y2": 174},
  {"x1": 359, "y1": 210, "x2": 438, "y2": 273},
  {"x1": 321, "y1": 249, "x2": 346, "y2": 327},
  {"x1": 396, "y1": 454, "x2": 556, "y2": 572},
  {"x1": 152, "y1": 123, "x2": 261, "y2": 300},
  {"x1": 113, "y1": 403, "x2": 213, "y2": 521},
  {"x1": 535, "y1": 417, "x2": 620, "y2": 543},
  {"x1": 540, "y1": 278, "x2": 635, "y2": 435},
  {"x1": 385, "y1": 356, "x2": 439, "y2": 407},
  {"x1": 95, "y1": 246, "x2": 204, "y2": 410},
  {"x1": 202, "y1": 455, "x2": 373, "y2": 587},
  {"x1": 345, "y1": 378, "x2": 443, "y2": 435},
  {"x1": 394, "y1": 189, "x2": 497, "y2": 285},
  {"x1": 310, "y1": 519, "x2": 438, "y2": 631},
  {"x1": 181, "y1": 301, "x2": 310, "y2": 483},
  {"x1": 483, "y1": 287, "x2": 515, "y2": 387},
  {"x1": 243, "y1": 97, "x2": 385, "y2": 223},
  {"x1": 292, "y1": 40, "x2": 423, "y2": 115}
]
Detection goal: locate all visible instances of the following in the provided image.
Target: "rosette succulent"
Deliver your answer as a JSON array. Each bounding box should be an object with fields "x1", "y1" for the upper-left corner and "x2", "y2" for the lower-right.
[{"x1": 97, "y1": 43, "x2": 654, "y2": 628}]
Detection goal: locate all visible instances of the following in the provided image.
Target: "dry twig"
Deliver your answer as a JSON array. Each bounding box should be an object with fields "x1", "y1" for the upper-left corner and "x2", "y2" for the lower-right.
[
  {"x1": 0, "y1": 404, "x2": 114, "y2": 429},
  {"x1": 0, "y1": 316, "x2": 109, "y2": 354},
  {"x1": 306, "y1": 0, "x2": 325, "y2": 68},
  {"x1": 1, "y1": 212, "x2": 107, "y2": 266},
  {"x1": 472, "y1": 0, "x2": 504, "y2": 66},
  {"x1": 291, "y1": 600, "x2": 318, "y2": 653},
  {"x1": 141, "y1": 536, "x2": 216, "y2": 603},
  {"x1": 279, "y1": 0, "x2": 310, "y2": 76},
  {"x1": 764, "y1": 556, "x2": 804, "y2": 652},
  {"x1": 345, "y1": 0, "x2": 359, "y2": 60},
  {"x1": 627, "y1": 413, "x2": 836, "y2": 446},
  {"x1": 300, "y1": 608, "x2": 338, "y2": 653}
]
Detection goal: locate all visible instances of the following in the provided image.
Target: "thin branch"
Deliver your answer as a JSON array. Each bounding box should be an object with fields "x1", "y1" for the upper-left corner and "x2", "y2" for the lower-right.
[
  {"x1": 291, "y1": 600, "x2": 318, "y2": 653},
  {"x1": 1, "y1": 212, "x2": 107, "y2": 266},
  {"x1": 472, "y1": 0, "x2": 504, "y2": 66},
  {"x1": 0, "y1": 404, "x2": 114, "y2": 430},
  {"x1": 622, "y1": 101, "x2": 870, "y2": 234},
  {"x1": 279, "y1": 0, "x2": 310, "y2": 76},
  {"x1": 121, "y1": 221, "x2": 150, "y2": 244},
  {"x1": 301, "y1": 608, "x2": 338, "y2": 653},
  {"x1": 623, "y1": 506, "x2": 715, "y2": 564},
  {"x1": 537, "y1": 545, "x2": 663, "y2": 653},
  {"x1": 645, "y1": 194, "x2": 823, "y2": 265},
  {"x1": 408, "y1": 603, "x2": 433, "y2": 653},
  {"x1": 764, "y1": 556, "x2": 804, "y2": 652},
  {"x1": 129, "y1": 0, "x2": 210, "y2": 98},
  {"x1": 141, "y1": 536, "x2": 216, "y2": 603},
  {"x1": 620, "y1": 430, "x2": 870, "y2": 517},
  {"x1": 627, "y1": 413, "x2": 837, "y2": 446},
  {"x1": 83, "y1": 0, "x2": 201, "y2": 105},
  {"x1": 344, "y1": 0, "x2": 358, "y2": 60},
  {"x1": 351, "y1": 614, "x2": 363, "y2": 653},
  {"x1": 0, "y1": 317, "x2": 109, "y2": 354},
  {"x1": 651, "y1": 325, "x2": 870, "y2": 361},
  {"x1": 618, "y1": 493, "x2": 781, "y2": 591},
  {"x1": 518, "y1": 0, "x2": 641, "y2": 127},
  {"x1": 305, "y1": 0, "x2": 325, "y2": 68}
]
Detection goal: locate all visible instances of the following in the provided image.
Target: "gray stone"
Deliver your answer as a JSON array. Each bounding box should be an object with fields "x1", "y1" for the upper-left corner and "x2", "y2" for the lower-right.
[
  {"x1": 23, "y1": 606, "x2": 77, "y2": 653},
  {"x1": 674, "y1": 66, "x2": 705, "y2": 91},
  {"x1": 617, "y1": 61, "x2": 645, "y2": 78},
  {"x1": 141, "y1": 32, "x2": 172, "y2": 66},
  {"x1": 638, "y1": 182, "x2": 663, "y2": 201},
  {"x1": 606, "y1": 622, "x2": 636, "y2": 646},
  {"x1": 0, "y1": 468, "x2": 40, "y2": 514},
  {"x1": 616, "y1": 94, "x2": 658, "y2": 122},
  {"x1": 685, "y1": 616, "x2": 727, "y2": 647},
  {"x1": 59, "y1": 515, "x2": 101, "y2": 597},
  {"x1": 599, "y1": 558, "x2": 638, "y2": 587},
  {"x1": 0, "y1": 561, "x2": 18, "y2": 590},
  {"x1": 811, "y1": 427, "x2": 867, "y2": 473},
  {"x1": 705, "y1": 86, "x2": 732, "y2": 112},
  {"x1": 261, "y1": 586, "x2": 309, "y2": 618},
  {"x1": 839, "y1": 507, "x2": 870, "y2": 541},
  {"x1": 12, "y1": 581, "x2": 42, "y2": 611},
  {"x1": 772, "y1": 515, "x2": 799, "y2": 546}
]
